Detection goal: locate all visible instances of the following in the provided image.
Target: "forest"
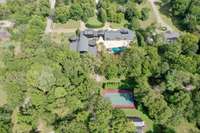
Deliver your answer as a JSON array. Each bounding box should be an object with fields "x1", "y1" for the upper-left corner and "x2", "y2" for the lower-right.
[{"x1": 0, "y1": 0, "x2": 200, "y2": 133}]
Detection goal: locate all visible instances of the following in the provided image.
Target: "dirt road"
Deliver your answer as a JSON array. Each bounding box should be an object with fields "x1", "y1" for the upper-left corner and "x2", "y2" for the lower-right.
[
  {"x1": 148, "y1": 0, "x2": 173, "y2": 31},
  {"x1": 45, "y1": 0, "x2": 56, "y2": 34}
]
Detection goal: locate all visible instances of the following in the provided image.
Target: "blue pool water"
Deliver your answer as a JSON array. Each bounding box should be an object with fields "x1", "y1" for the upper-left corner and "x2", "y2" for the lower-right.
[{"x1": 112, "y1": 47, "x2": 126, "y2": 53}]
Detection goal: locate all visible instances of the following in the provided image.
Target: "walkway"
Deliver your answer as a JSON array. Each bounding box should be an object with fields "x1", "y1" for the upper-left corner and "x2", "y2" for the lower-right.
[
  {"x1": 45, "y1": 0, "x2": 56, "y2": 34},
  {"x1": 148, "y1": 0, "x2": 173, "y2": 32}
]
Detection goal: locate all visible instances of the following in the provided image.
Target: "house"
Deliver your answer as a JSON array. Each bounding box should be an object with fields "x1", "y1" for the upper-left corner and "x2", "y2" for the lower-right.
[
  {"x1": 128, "y1": 116, "x2": 145, "y2": 133},
  {"x1": 163, "y1": 31, "x2": 180, "y2": 43},
  {"x1": 69, "y1": 28, "x2": 135, "y2": 55}
]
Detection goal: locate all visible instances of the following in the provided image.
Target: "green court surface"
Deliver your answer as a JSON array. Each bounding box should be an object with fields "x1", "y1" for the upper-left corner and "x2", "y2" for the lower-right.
[
  {"x1": 103, "y1": 89, "x2": 135, "y2": 108},
  {"x1": 104, "y1": 93, "x2": 134, "y2": 105}
]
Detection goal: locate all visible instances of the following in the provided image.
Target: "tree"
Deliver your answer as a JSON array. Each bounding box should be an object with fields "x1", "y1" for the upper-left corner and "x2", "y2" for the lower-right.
[
  {"x1": 122, "y1": 45, "x2": 146, "y2": 77},
  {"x1": 105, "y1": 63, "x2": 118, "y2": 79},
  {"x1": 0, "y1": 106, "x2": 12, "y2": 133},
  {"x1": 129, "y1": 17, "x2": 140, "y2": 30},
  {"x1": 35, "y1": 0, "x2": 50, "y2": 17},
  {"x1": 27, "y1": 63, "x2": 56, "y2": 93},
  {"x1": 110, "y1": 109, "x2": 131, "y2": 133},
  {"x1": 167, "y1": 91, "x2": 191, "y2": 123},
  {"x1": 143, "y1": 46, "x2": 161, "y2": 76},
  {"x1": 170, "y1": 0, "x2": 190, "y2": 16},
  {"x1": 98, "y1": 8, "x2": 107, "y2": 23},
  {"x1": 55, "y1": 5, "x2": 70, "y2": 23},
  {"x1": 179, "y1": 33, "x2": 199, "y2": 55},
  {"x1": 69, "y1": 4, "x2": 83, "y2": 20},
  {"x1": 125, "y1": 3, "x2": 141, "y2": 21},
  {"x1": 24, "y1": 15, "x2": 45, "y2": 42},
  {"x1": 99, "y1": 8, "x2": 107, "y2": 23},
  {"x1": 88, "y1": 96, "x2": 112, "y2": 133},
  {"x1": 143, "y1": 90, "x2": 172, "y2": 124},
  {"x1": 141, "y1": 7, "x2": 150, "y2": 20},
  {"x1": 191, "y1": 90, "x2": 200, "y2": 125},
  {"x1": 81, "y1": 3, "x2": 95, "y2": 22}
]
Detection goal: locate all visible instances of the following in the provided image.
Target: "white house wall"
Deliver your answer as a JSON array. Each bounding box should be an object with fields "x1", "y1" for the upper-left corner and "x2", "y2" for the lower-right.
[{"x1": 103, "y1": 40, "x2": 131, "y2": 49}]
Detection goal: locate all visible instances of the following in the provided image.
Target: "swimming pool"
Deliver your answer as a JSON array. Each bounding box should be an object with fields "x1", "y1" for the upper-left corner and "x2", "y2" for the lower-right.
[{"x1": 112, "y1": 47, "x2": 126, "y2": 53}]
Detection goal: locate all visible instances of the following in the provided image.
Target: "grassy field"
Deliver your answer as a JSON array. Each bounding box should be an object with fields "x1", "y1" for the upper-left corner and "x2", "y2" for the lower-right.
[
  {"x1": 86, "y1": 17, "x2": 104, "y2": 28},
  {"x1": 50, "y1": 32, "x2": 75, "y2": 44},
  {"x1": 122, "y1": 109, "x2": 153, "y2": 132},
  {"x1": 53, "y1": 19, "x2": 80, "y2": 29},
  {"x1": 51, "y1": 20, "x2": 78, "y2": 44},
  {"x1": 0, "y1": 88, "x2": 7, "y2": 107}
]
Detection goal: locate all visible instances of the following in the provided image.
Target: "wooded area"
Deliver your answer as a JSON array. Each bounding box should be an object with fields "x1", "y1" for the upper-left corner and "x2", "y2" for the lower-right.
[{"x1": 0, "y1": 0, "x2": 199, "y2": 133}]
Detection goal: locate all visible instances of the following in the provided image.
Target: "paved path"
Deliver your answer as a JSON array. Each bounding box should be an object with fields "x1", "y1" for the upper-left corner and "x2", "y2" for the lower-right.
[
  {"x1": 148, "y1": 0, "x2": 173, "y2": 31},
  {"x1": 45, "y1": 0, "x2": 56, "y2": 34},
  {"x1": 79, "y1": 21, "x2": 86, "y2": 31},
  {"x1": 45, "y1": 17, "x2": 53, "y2": 33}
]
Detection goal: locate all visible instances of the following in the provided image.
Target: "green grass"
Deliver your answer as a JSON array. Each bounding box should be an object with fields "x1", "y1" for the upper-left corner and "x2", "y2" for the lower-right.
[
  {"x1": 103, "y1": 81, "x2": 132, "y2": 90},
  {"x1": 51, "y1": 32, "x2": 75, "y2": 44},
  {"x1": 110, "y1": 20, "x2": 128, "y2": 29},
  {"x1": 122, "y1": 109, "x2": 153, "y2": 132},
  {"x1": 86, "y1": 17, "x2": 104, "y2": 28},
  {"x1": 0, "y1": 88, "x2": 7, "y2": 107},
  {"x1": 53, "y1": 19, "x2": 80, "y2": 29}
]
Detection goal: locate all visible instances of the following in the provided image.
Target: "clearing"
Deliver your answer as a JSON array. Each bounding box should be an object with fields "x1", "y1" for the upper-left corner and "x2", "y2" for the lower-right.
[
  {"x1": 52, "y1": 20, "x2": 80, "y2": 33},
  {"x1": 146, "y1": 0, "x2": 181, "y2": 32}
]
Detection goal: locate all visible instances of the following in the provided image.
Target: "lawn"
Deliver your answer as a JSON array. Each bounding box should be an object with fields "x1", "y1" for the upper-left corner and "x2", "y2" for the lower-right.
[
  {"x1": 110, "y1": 20, "x2": 128, "y2": 29},
  {"x1": 53, "y1": 19, "x2": 80, "y2": 29},
  {"x1": 0, "y1": 88, "x2": 7, "y2": 107},
  {"x1": 50, "y1": 32, "x2": 75, "y2": 44},
  {"x1": 103, "y1": 81, "x2": 133, "y2": 90},
  {"x1": 86, "y1": 17, "x2": 104, "y2": 28},
  {"x1": 122, "y1": 109, "x2": 153, "y2": 132}
]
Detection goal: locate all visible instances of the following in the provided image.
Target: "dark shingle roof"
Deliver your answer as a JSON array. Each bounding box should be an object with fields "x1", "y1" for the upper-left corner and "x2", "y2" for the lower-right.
[
  {"x1": 69, "y1": 28, "x2": 135, "y2": 55},
  {"x1": 164, "y1": 32, "x2": 180, "y2": 40},
  {"x1": 78, "y1": 33, "x2": 88, "y2": 52},
  {"x1": 104, "y1": 29, "x2": 133, "y2": 41}
]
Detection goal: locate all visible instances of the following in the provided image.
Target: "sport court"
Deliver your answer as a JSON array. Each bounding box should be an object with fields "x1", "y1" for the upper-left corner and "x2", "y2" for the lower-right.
[{"x1": 102, "y1": 89, "x2": 135, "y2": 109}]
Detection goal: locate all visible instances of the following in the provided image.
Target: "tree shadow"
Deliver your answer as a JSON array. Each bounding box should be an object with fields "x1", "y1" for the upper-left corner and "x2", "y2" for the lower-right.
[
  {"x1": 158, "y1": 2, "x2": 183, "y2": 30},
  {"x1": 146, "y1": 124, "x2": 176, "y2": 133},
  {"x1": 117, "y1": 77, "x2": 139, "y2": 108}
]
